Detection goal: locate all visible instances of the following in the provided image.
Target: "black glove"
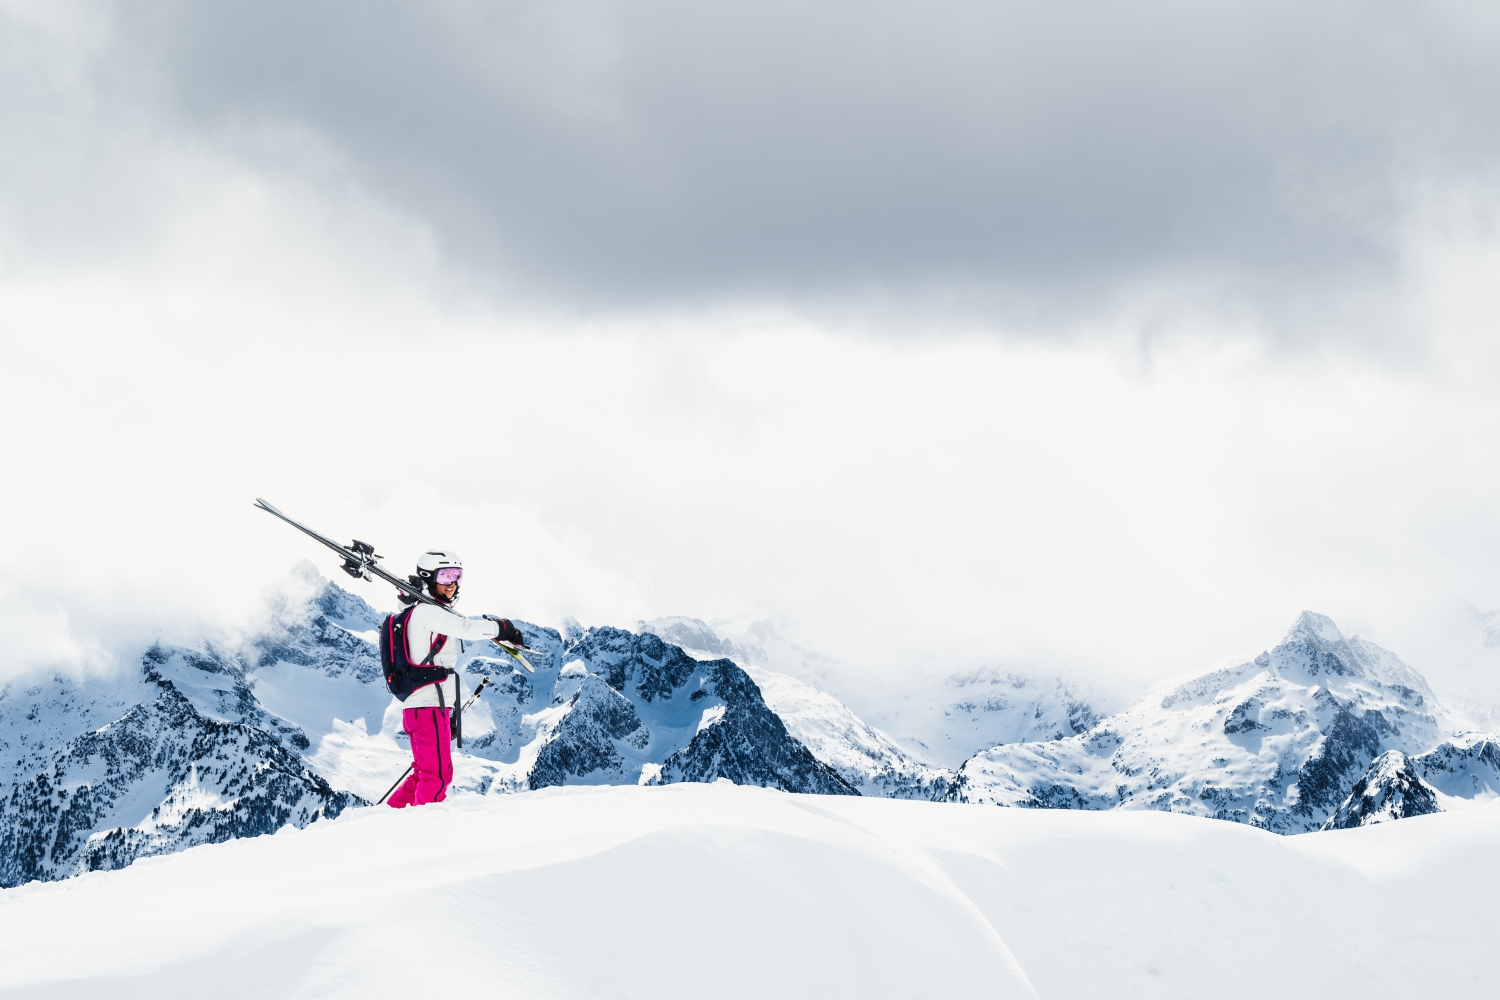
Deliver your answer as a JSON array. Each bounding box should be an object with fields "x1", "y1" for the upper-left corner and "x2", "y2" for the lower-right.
[{"x1": 488, "y1": 616, "x2": 525, "y2": 646}]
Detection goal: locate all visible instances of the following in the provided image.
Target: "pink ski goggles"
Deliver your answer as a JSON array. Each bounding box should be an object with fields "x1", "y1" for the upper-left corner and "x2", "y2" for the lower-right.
[{"x1": 433, "y1": 567, "x2": 463, "y2": 586}]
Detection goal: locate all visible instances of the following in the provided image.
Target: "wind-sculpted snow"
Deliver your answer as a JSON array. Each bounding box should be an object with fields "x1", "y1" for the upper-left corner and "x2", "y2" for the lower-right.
[
  {"x1": 5, "y1": 786, "x2": 1500, "y2": 999},
  {"x1": 953, "y1": 612, "x2": 1458, "y2": 833},
  {"x1": 1325, "y1": 732, "x2": 1500, "y2": 828}
]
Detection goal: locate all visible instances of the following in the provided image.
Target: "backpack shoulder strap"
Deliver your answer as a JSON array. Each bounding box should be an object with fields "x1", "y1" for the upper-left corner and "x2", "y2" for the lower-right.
[{"x1": 418, "y1": 633, "x2": 447, "y2": 666}]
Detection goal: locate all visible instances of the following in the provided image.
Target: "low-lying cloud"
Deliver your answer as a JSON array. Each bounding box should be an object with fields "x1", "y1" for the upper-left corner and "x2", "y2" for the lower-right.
[{"x1": 4, "y1": 0, "x2": 1500, "y2": 717}]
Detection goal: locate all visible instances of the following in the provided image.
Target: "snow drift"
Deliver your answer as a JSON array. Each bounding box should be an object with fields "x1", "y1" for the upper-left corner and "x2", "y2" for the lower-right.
[{"x1": 0, "y1": 784, "x2": 1496, "y2": 1000}]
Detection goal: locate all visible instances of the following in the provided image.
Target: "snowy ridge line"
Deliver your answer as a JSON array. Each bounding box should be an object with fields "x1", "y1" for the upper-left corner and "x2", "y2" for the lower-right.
[{"x1": 5, "y1": 566, "x2": 1495, "y2": 887}]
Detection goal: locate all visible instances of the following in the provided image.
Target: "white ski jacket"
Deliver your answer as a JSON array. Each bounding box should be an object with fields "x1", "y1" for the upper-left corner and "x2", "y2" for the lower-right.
[{"x1": 400, "y1": 602, "x2": 501, "y2": 710}]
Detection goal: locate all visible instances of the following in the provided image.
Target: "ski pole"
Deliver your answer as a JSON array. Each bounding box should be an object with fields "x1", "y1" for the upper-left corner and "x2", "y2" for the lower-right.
[
  {"x1": 376, "y1": 676, "x2": 491, "y2": 806},
  {"x1": 377, "y1": 765, "x2": 413, "y2": 805},
  {"x1": 453, "y1": 675, "x2": 490, "y2": 748}
]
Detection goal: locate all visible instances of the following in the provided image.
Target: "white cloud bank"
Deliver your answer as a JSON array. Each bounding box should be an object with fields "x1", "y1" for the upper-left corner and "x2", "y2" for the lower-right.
[{"x1": 3, "y1": 0, "x2": 1500, "y2": 718}]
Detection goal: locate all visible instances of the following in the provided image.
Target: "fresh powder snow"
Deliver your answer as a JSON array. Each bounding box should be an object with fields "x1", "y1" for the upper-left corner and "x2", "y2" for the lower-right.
[{"x1": 0, "y1": 783, "x2": 1495, "y2": 999}]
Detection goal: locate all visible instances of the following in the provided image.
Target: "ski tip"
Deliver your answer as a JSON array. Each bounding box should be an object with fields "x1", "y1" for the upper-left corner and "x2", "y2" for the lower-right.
[{"x1": 498, "y1": 644, "x2": 537, "y2": 673}]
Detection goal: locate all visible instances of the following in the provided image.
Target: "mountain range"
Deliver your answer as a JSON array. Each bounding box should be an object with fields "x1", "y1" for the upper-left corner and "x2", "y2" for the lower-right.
[{"x1": 2, "y1": 563, "x2": 1495, "y2": 887}]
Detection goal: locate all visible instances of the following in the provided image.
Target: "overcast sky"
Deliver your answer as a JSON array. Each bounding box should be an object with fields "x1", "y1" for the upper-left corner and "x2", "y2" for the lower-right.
[{"x1": 4, "y1": 0, "x2": 1500, "y2": 716}]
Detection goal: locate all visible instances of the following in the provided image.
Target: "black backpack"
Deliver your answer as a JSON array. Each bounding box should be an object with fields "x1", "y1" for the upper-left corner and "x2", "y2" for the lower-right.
[{"x1": 379, "y1": 605, "x2": 451, "y2": 701}]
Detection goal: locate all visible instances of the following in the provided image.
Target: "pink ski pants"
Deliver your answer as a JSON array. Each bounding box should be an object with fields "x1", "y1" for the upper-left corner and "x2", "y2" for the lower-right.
[{"x1": 387, "y1": 706, "x2": 452, "y2": 808}]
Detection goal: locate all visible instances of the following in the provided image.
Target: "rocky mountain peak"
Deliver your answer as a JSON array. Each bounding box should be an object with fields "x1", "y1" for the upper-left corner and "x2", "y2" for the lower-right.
[
  {"x1": 955, "y1": 610, "x2": 1462, "y2": 832},
  {"x1": 1272, "y1": 611, "x2": 1365, "y2": 680}
]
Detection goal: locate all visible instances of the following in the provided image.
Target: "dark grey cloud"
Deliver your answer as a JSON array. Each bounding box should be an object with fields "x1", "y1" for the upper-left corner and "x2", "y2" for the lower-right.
[{"x1": 44, "y1": 1, "x2": 1500, "y2": 319}]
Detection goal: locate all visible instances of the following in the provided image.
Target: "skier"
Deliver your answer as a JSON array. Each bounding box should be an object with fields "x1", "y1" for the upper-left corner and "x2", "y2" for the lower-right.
[{"x1": 386, "y1": 549, "x2": 525, "y2": 809}]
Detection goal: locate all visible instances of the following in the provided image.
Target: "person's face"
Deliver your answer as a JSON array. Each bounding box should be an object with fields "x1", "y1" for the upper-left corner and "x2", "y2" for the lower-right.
[{"x1": 434, "y1": 581, "x2": 458, "y2": 600}]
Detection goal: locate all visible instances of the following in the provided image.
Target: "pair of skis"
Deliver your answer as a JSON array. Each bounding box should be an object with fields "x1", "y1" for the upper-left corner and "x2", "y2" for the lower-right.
[{"x1": 253, "y1": 498, "x2": 535, "y2": 674}]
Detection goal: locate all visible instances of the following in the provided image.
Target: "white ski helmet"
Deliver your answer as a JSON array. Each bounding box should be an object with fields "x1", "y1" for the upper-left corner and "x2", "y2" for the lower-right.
[{"x1": 415, "y1": 550, "x2": 463, "y2": 599}]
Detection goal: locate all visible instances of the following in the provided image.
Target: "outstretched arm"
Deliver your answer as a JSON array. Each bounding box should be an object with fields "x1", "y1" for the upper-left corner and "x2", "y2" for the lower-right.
[{"x1": 408, "y1": 602, "x2": 503, "y2": 642}]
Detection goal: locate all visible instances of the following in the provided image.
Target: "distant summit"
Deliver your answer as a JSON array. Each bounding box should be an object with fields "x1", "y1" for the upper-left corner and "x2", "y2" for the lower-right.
[{"x1": 950, "y1": 611, "x2": 1482, "y2": 833}]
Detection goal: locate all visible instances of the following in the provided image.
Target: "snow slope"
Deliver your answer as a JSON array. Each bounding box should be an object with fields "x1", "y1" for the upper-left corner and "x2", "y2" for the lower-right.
[{"x1": 1, "y1": 784, "x2": 1496, "y2": 999}]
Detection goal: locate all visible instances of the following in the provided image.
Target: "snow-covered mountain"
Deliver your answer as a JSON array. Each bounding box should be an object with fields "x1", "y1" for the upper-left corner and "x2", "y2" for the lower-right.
[
  {"x1": 497, "y1": 623, "x2": 855, "y2": 796},
  {"x1": 0, "y1": 566, "x2": 853, "y2": 886},
  {"x1": 5, "y1": 573, "x2": 1491, "y2": 889},
  {"x1": 951, "y1": 611, "x2": 1469, "y2": 832},
  {"x1": 1324, "y1": 731, "x2": 1500, "y2": 829},
  {"x1": 0, "y1": 645, "x2": 359, "y2": 888},
  {"x1": 637, "y1": 616, "x2": 950, "y2": 797},
  {"x1": 642, "y1": 615, "x2": 1109, "y2": 769},
  {"x1": 738, "y1": 666, "x2": 952, "y2": 798}
]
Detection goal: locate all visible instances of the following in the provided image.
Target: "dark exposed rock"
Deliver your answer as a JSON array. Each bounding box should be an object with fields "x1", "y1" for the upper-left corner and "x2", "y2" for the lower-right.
[
  {"x1": 1322, "y1": 751, "x2": 1440, "y2": 829},
  {"x1": 529, "y1": 676, "x2": 647, "y2": 789},
  {"x1": 658, "y1": 659, "x2": 857, "y2": 795},
  {"x1": 551, "y1": 627, "x2": 857, "y2": 796},
  {"x1": 1326, "y1": 734, "x2": 1500, "y2": 828},
  {"x1": 1285, "y1": 701, "x2": 1388, "y2": 829},
  {"x1": 1223, "y1": 698, "x2": 1270, "y2": 735}
]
